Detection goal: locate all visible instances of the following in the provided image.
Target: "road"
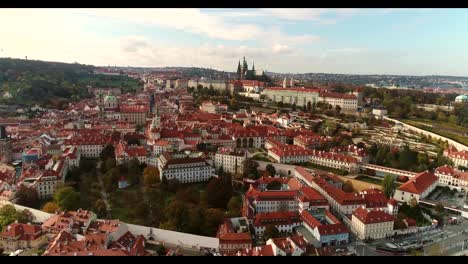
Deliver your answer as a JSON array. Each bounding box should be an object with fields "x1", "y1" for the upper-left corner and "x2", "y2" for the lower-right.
[{"x1": 96, "y1": 161, "x2": 112, "y2": 219}]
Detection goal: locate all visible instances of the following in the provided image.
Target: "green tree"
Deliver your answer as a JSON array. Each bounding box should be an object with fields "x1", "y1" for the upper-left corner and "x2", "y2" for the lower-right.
[
  {"x1": 342, "y1": 180, "x2": 354, "y2": 193},
  {"x1": 54, "y1": 186, "x2": 81, "y2": 211},
  {"x1": 143, "y1": 166, "x2": 160, "y2": 187},
  {"x1": 42, "y1": 202, "x2": 60, "y2": 214},
  {"x1": 202, "y1": 208, "x2": 225, "y2": 236},
  {"x1": 156, "y1": 244, "x2": 166, "y2": 256},
  {"x1": 206, "y1": 177, "x2": 233, "y2": 209},
  {"x1": 105, "y1": 158, "x2": 117, "y2": 173},
  {"x1": 16, "y1": 209, "x2": 35, "y2": 224},
  {"x1": 434, "y1": 203, "x2": 445, "y2": 214},
  {"x1": 100, "y1": 144, "x2": 115, "y2": 163},
  {"x1": 382, "y1": 175, "x2": 396, "y2": 198},
  {"x1": 227, "y1": 196, "x2": 242, "y2": 217},
  {"x1": 94, "y1": 199, "x2": 108, "y2": 218}
]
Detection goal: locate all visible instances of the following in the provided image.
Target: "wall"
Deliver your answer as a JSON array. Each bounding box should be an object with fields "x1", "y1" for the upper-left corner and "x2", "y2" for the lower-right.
[{"x1": 383, "y1": 116, "x2": 468, "y2": 151}]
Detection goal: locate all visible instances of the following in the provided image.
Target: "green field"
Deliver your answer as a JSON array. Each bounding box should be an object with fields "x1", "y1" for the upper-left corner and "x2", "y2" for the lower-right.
[
  {"x1": 354, "y1": 175, "x2": 383, "y2": 185},
  {"x1": 403, "y1": 119, "x2": 468, "y2": 146}
]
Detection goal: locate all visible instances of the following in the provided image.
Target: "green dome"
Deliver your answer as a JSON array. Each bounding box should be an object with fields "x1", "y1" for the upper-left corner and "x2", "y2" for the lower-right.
[
  {"x1": 104, "y1": 95, "x2": 117, "y2": 102},
  {"x1": 455, "y1": 94, "x2": 468, "y2": 102}
]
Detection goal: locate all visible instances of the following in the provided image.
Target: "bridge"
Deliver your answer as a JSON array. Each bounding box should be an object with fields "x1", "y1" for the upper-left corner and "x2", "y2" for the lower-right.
[{"x1": 360, "y1": 163, "x2": 418, "y2": 178}]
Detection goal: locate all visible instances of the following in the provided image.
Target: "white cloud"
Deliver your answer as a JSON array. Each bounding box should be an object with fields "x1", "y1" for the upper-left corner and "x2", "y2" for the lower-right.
[
  {"x1": 261, "y1": 8, "x2": 360, "y2": 24},
  {"x1": 272, "y1": 44, "x2": 290, "y2": 53}
]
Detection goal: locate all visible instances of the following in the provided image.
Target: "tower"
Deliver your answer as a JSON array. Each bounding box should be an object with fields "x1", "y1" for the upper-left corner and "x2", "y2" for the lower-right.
[
  {"x1": 151, "y1": 104, "x2": 161, "y2": 130},
  {"x1": 283, "y1": 77, "x2": 287, "y2": 88},
  {"x1": 237, "y1": 60, "x2": 242, "y2": 80},
  {"x1": 0, "y1": 126, "x2": 12, "y2": 163},
  {"x1": 290, "y1": 76, "x2": 294, "y2": 87}
]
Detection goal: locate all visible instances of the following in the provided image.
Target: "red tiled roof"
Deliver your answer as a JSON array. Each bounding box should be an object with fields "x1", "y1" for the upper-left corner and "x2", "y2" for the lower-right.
[
  {"x1": 320, "y1": 92, "x2": 356, "y2": 100},
  {"x1": 253, "y1": 211, "x2": 301, "y2": 227},
  {"x1": 0, "y1": 223, "x2": 43, "y2": 241},
  {"x1": 397, "y1": 171, "x2": 438, "y2": 195},
  {"x1": 264, "y1": 87, "x2": 320, "y2": 94},
  {"x1": 353, "y1": 207, "x2": 394, "y2": 224},
  {"x1": 269, "y1": 145, "x2": 313, "y2": 157}
]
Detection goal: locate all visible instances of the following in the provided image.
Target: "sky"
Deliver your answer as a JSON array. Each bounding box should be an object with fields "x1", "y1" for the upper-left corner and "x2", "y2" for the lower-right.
[{"x1": 1, "y1": 8, "x2": 468, "y2": 76}]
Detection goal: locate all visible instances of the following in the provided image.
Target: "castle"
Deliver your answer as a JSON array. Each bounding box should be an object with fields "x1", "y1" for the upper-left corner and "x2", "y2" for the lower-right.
[{"x1": 236, "y1": 57, "x2": 264, "y2": 81}]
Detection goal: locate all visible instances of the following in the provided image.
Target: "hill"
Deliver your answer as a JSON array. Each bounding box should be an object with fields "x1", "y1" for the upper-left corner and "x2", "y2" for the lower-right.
[{"x1": 0, "y1": 58, "x2": 142, "y2": 108}]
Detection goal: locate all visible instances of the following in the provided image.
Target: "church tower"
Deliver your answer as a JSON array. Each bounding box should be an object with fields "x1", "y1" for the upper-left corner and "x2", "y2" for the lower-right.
[
  {"x1": 283, "y1": 77, "x2": 287, "y2": 88},
  {"x1": 152, "y1": 104, "x2": 161, "y2": 130},
  {"x1": 290, "y1": 76, "x2": 294, "y2": 87}
]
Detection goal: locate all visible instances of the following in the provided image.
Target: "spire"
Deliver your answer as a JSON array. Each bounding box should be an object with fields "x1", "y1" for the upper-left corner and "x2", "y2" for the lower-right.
[
  {"x1": 283, "y1": 77, "x2": 287, "y2": 88},
  {"x1": 290, "y1": 76, "x2": 294, "y2": 87},
  {"x1": 237, "y1": 60, "x2": 242, "y2": 79},
  {"x1": 252, "y1": 61, "x2": 255, "y2": 72}
]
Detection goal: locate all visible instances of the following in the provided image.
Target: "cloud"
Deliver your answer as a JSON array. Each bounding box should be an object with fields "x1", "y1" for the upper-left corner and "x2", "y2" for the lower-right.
[
  {"x1": 261, "y1": 8, "x2": 360, "y2": 24},
  {"x1": 272, "y1": 44, "x2": 290, "y2": 53}
]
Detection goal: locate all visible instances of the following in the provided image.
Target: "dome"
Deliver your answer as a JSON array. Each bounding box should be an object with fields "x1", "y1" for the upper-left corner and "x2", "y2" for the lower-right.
[
  {"x1": 455, "y1": 94, "x2": 468, "y2": 102},
  {"x1": 104, "y1": 95, "x2": 117, "y2": 102}
]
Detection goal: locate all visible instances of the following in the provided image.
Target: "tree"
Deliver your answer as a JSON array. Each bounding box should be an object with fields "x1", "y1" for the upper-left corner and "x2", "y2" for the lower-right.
[
  {"x1": 382, "y1": 175, "x2": 396, "y2": 198},
  {"x1": 128, "y1": 158, "x2": 142, "y2": 185},
  {"x1": 176, "y1": 187, "x2": 200, "y2": 205},
  {"x1": 266, "y1": 180, "x2": 282, "y2": 191},
  {"x1": 202, "y1": 208, "x2": 225, "y2": 236},
  {"x1": 156, "y1": 244, "x2": 166, "y2": 256},
  {"x1": 435, "y1": 203, "x2": 445, "y2": 214},
  {"x1": 292, "y1": 102, "x2": 297, "y2": 111},
  {"x1": 42, "y1": 202, "x2": 60, "y2": 214},
  {"x1": 100, "y1": 144, "x2": 115, "y2": 163},
  {"x1": 264, "y1": 225, "x2": 280, "y2": 240},
  {"x1": 105, "y1": 158, "x2": 117, "y2": 173},
  {"x1": 227, "y1": 196, "x2": 242, "y2": 217},
  {"x1": 94, "y1": 199, "x2": 108, "y2": 218},
  {"x1": 206, "y1": 177, "x2": 233, "y2": 209},
  {"x1": 335, "y1": 105, "x2": 342, "y2": 114},
  {"x1": 143, "y1": 167, "x2": 160, "y2": 187},
  {"x1": 265, "y1": 164, "x2": 276, "y2": 177},
  {"x1": 16, "y1": 186, "x2": 39, "y2": 208},
  {"x1": 16, "y1": 209, "x2": 35, "y2": 224},
  {"x1": 54, "y1": 186, "x2": 81, "y2": 211},
  {"x1": 342, "y1": 180, "x2": 354, "y2": 193},
  {"x1": 0, "y1": 205, "x2": 18, "y2": 231}
]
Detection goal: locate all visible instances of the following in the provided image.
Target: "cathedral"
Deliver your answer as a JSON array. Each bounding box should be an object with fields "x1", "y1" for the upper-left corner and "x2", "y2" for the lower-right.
[{"x1": 237, "y1": 56, "x2": 262, "y2": 80}]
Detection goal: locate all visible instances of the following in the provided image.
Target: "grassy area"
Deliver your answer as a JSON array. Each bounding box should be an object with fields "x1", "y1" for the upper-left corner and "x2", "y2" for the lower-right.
[
  {"x1": 302, "y1": 162, "x2": 348, "y2": 176},
  {"x1": 336, "y1": 176, "x2": 382, "y2": 192},
  {"x1": 407, "y1": 118, "x2": 467, "y2": 134},
  {"x1": 355, "y1": 175, "x2": 383, "y2": 185},
  {"x1": 109, "y1": 186, "x2": 146, "y2": 224},
  {"x1": 252, "y1": 154, "x2": 272, "y2": 162},
  {"x1": 402, "y1": 119, "x2": 468, "y2": 145}
]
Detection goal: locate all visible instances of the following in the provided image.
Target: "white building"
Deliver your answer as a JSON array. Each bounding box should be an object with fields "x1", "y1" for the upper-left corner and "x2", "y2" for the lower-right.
[
  {"x1": 351, "y1": 207, "x2": 394, "y2": 240},
  {"x1": 434, "y1": 165, "x2": 468, "y2": 191},
  {"x1": 157, "y1": 153, "x2": 214, "y2": 183},
  {"x1": 309, "y1": 150, "x2": 360, "y2": 173},
  {"x1": 268, "y1": 145, "x2": 313, "y2": 164},
  {"x1": 393, "y1": 171, "x2": 438, "y2": 204},
  {"x1": 319, "y1": 92, "x2": 358, "y2": 112},
  {"x1": 444, "y1": 148, "x2": 468, "y2": 169},
  {"x1": 214, "y1": 147, "x2": 246, "y2": 176}
]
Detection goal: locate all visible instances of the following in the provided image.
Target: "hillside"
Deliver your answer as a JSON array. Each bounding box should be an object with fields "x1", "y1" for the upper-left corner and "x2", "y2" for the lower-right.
[{"x1": 0, "y1": 58, "x2": 142, "y2": 108}]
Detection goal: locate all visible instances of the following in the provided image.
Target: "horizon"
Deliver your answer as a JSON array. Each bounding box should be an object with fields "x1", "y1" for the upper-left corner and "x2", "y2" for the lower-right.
[{"x1": 2, "y1": 8, "x2": 468, "y2": 76}]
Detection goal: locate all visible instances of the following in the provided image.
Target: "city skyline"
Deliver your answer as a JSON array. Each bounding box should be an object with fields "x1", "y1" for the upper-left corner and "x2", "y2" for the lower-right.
[{"x1": 1, "y1": 8, "x2": 468, "y2": 76}]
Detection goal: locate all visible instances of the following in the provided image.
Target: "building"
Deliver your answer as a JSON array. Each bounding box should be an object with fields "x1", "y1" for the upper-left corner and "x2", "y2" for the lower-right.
[
  {"x1": 42, "y1": 209, "x2": 97, "y2": 235},
  {"x1": 252, "y1": 211, "x2": 302, "y2": 236},
  {"x1": 300, "y1": 209, "x2": 349, "y2": 246},
  {"x1": 119, "y1": 104, "x2": 149, "y2": 126},
  {"x1": 293, "y1": 134, "x2": 331, "y2": 150},
  {"x1": 214, "y1": 147, "x2": 246, "y2": 176},
  {"x1": 261, "y1": 87, "x2": 320, "y2": 107},
  {"x1": 393, "y1": 171, "x2": 438, "y2": 204},
  {"x1": 0, "y1": 223, "x2": 48, "y2": 253},
  {"x1": 319, "y1": 92, "x2": 358, "y2": 112},
  {"x1": 157, "y1": 152, "x2": 214, "y2": 183},
  {"x1": 268, "y1": 145, "x2": 313, "y2": 164},
  {"x1": 351, "y1": 207, "x2": 394, "y2": 240},
  {"x1": 0, "y1": 125, "x2": 11, "y2": 163},
  {"x1": 434, "y1": 165, "x2": 468, "y2": 191},
  {"x1": 62, "y1": 146, "x2": 81, "y2": 168},
  {"x1": 217, "y1": 217, "x2": 252, "y2": 255},
  {"x1": 454, "y1": 94, "x2": 468, "y2": 103},
  {"x1": 265, "y1": 235, "x2": 307, "y2": 256},
  {"x1": 444, "y1": 147, "x2": 468, "y2": 169},
  {"x1": 64, "y1": 133, "x2": 111, "y2": 158},
  {"x1": 200, "y1": 101, "x2": 228, "y2": 114},
  {"x1": 309, "y1": 150, "x2": 360, "y2": 173},
  {"x1": 115, "y1": 140, "x2": 147, "y2": 165}
]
